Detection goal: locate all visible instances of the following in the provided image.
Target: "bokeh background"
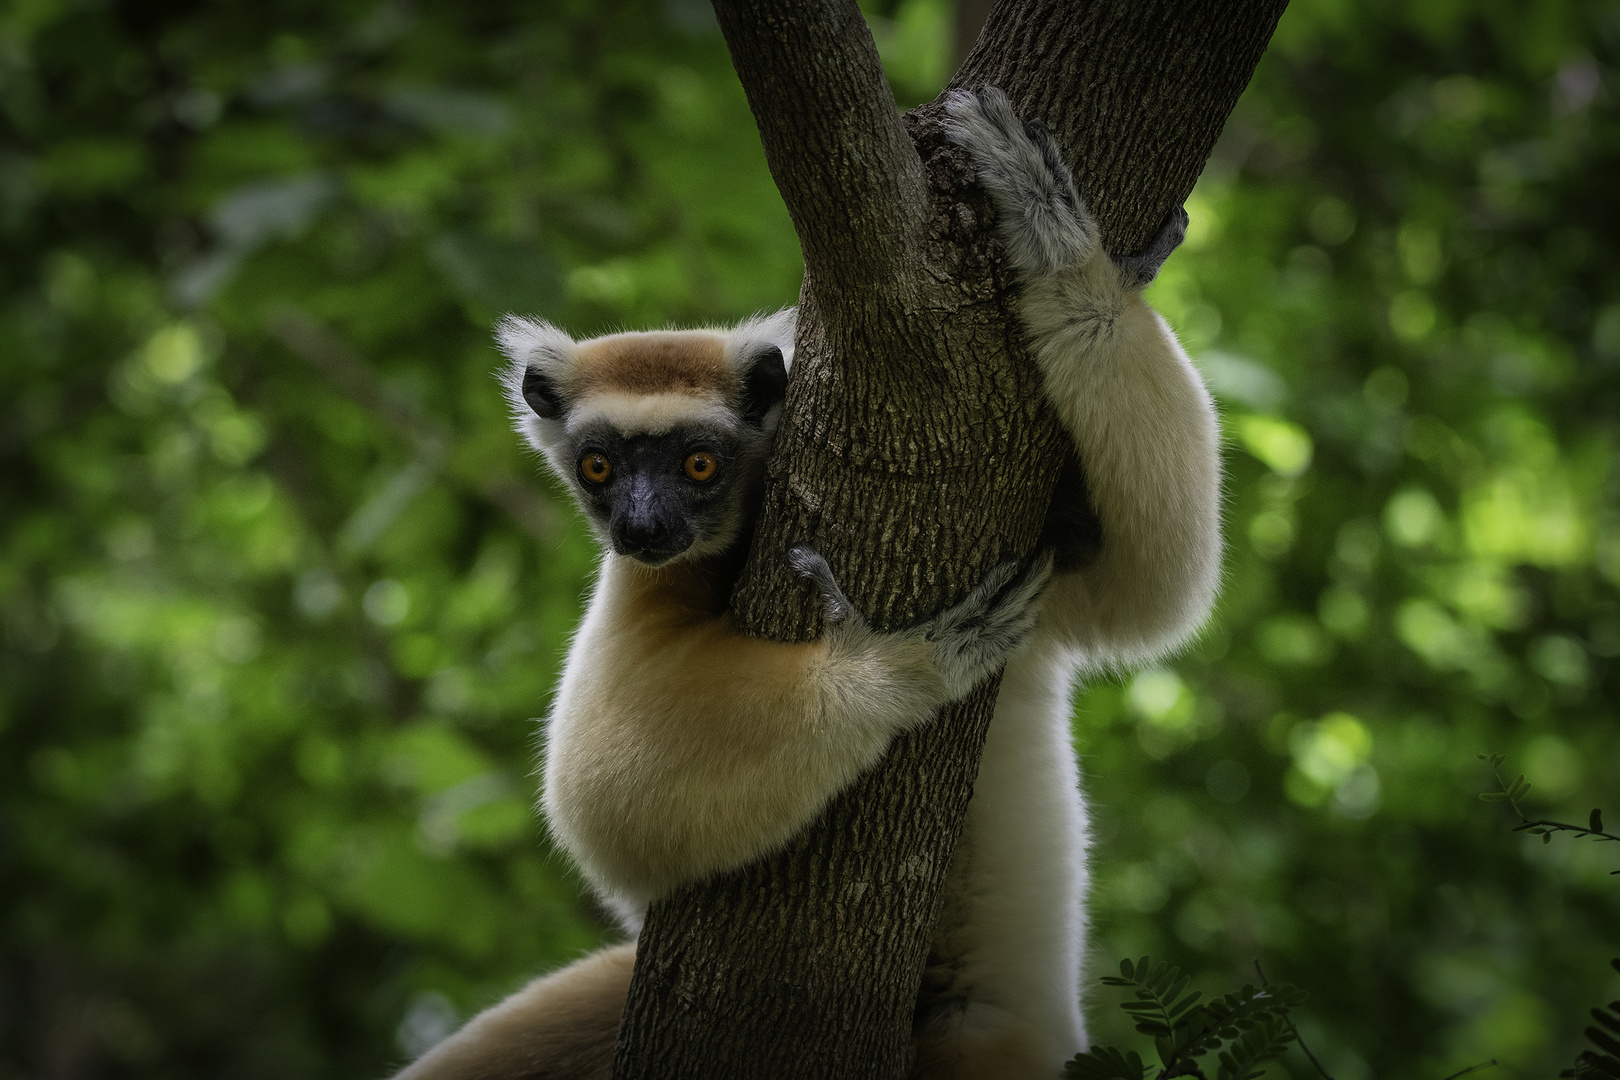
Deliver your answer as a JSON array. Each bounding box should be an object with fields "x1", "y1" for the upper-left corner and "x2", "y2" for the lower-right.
[{"x1": 3, "y1": 0, "x2": 1617, "y2": 1076}]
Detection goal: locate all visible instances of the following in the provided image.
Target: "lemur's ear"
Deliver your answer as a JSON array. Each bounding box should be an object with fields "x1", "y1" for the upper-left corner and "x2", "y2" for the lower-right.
[
  {"x1": 521, "y1": 366, "x2": 565, "y2": 419},
  {"x1": 496, "y1": 315, "x2": 574, "y2": 422},
  {"x1": 740, "y1": 345, "x2": 787, "y2": 425}
]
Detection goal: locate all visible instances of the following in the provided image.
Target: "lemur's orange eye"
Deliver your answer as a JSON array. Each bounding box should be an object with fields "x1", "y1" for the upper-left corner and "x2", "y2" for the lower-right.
[
  {"x1": 579, "y1": 453, "x2": 612, "y2": 485},
  {"x1": 683, "y1": 451, "x2": 718, "y2": 483}
]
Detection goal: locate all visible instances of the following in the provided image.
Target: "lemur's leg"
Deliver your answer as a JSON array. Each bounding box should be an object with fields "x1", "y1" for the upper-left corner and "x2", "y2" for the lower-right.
[
  {"x1": 545, "y1": 546, "x2": 1051, "y2": 906},
  {"x1": 943, "y1": 85, "x2": 1223, "y2": 669},
  {"x1": 913, "y1": 86, "x2": 1221, "y2": 1076}
]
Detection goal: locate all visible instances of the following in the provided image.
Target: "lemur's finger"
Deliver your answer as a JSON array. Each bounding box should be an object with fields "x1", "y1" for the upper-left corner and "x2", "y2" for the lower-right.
[
  {"x1": 787, "y1": 544, "x2": 856, "y2": 624},
  {"x1": 976, "y1": 551, "x2": 1052, "y2": 642},
  {"x1": 1112, "y1": 204, "x2": 1189, "y2": 289},
  {"x1": 927, "y1": 560, "x2": 1015, "y2": 642},
  {"x1": 1022, "y1": 118, "x2": 1081, "y2": 209},
  {"x1": 1005, "y1": 549, "x2": 1056, "y2": 609}
]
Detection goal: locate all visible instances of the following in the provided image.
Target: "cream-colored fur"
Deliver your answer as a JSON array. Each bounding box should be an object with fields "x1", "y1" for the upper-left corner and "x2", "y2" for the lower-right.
[
  {"x1": 547, "y1": 553, "x2": 982, "y2": 907},
  {"x1": 392, "y1": 87, "x2": 1222, "y2": 1080},
  {"x1": 390, "y1": 944, "x2": 633, "y2": 1080}
]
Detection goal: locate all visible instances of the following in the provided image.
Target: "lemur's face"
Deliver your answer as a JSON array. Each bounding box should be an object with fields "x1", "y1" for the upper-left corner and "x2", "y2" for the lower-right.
[
  {"x1": 566, "y1": 422, "x2": 762, "y2": 566},
  {"x1": 505, "y1": 325, "x2": 789, "y2": 567}
]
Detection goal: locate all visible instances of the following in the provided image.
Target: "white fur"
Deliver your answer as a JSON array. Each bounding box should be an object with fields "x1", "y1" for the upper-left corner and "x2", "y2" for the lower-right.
[
  {"x1": 494, "y1": 314, "x2": 577, "y2": 478},
  {"x1": 566, "y1": 391, "x2": 737, "y2": 437},
  {"x1": 540, "y1": 548, "x2": 1048, "y2": 910},
  {"x1": 928, "y1": 640, "x2": 1089, "y2": 1065}
]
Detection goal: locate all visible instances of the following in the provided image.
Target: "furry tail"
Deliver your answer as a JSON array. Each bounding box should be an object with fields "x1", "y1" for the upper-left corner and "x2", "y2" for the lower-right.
[{"x1": 389, "y1": 943, "x2": 635, "y2": 1080}]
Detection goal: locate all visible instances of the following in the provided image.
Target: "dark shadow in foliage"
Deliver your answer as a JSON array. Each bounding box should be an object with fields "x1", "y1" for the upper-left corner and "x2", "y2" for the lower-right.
[{"x1": 1478, "y1": 754, "x2": 1618, "y2": 1077}]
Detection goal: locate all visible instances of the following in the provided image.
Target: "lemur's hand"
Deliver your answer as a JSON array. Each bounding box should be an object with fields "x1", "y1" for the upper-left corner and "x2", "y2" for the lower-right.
[
  {"x1": 925, "y1": 552, "x2": 1053, "y2": 698},
  {"x1": 791, "y1": 543, "x2": 1050, "y2": 701}
]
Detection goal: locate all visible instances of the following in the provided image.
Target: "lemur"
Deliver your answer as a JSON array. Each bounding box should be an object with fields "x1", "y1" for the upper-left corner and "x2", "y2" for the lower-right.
[{"x1": 391, "y1": 87, "x2": 1222, "y2": 1080}]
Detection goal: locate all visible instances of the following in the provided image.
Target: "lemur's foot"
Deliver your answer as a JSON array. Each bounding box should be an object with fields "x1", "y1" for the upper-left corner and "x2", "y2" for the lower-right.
[
  {"x1": 788, "y1": 544, "x2": 862, "y2": 626},
  {"x1": 1111, "y1": 204, "x2": 1189, "y2": 289},
  {"x1": 925, "y1": 551, "x2": 1053, "y2": 697},
  {"x1": 942, "y1": 87, "x2": 1097, "y2": 277}
]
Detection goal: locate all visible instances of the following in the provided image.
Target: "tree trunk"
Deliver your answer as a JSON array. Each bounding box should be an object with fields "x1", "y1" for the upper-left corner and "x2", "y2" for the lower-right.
[{"x1": 611, "y1": 1, "x2": 1286, "y2": 1077}]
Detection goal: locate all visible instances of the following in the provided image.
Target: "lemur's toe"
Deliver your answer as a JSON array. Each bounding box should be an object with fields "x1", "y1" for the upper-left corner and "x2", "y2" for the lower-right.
[{"x1": 788, "y1": 544, "x2": 856, "y2": 624}]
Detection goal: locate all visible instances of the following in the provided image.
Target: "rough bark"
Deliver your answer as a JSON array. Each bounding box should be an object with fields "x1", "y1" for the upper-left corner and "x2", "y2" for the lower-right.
[{"x1": 611, "y1": 1, "x2": 1286, "y2": 1077}]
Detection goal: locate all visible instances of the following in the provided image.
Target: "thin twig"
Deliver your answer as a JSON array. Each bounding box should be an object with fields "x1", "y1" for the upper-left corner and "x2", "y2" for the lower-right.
[
  {"x1": 1510, "y1": 819, "x2": 1620, "y2": 843},
  {"x1": 268, "y1": 310, "x2": 450, "y2": 450},
  {"x1": 1438, "y1": 1059, "x2": 1497, "y2": 1080},
  {"x1": 1254, "y1": 960, "x2": 1334, "y2": 1080}
]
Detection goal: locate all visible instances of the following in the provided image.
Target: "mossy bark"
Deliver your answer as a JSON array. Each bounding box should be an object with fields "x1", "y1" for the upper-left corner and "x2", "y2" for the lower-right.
[{"x1": 611, "y1": 1, "x2": 1286, "y2": 1076}]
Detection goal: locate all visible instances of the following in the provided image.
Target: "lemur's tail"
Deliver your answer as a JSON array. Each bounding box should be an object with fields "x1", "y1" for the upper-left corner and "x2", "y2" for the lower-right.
[{"x1": 389, "y1": 943, "x2": 634, "y2": 1080}]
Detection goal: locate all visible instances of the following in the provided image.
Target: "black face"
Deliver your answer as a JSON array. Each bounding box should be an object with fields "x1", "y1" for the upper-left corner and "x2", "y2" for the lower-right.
[{"x1": 570, "y1": 424, "x2": 753, "y2": 566}]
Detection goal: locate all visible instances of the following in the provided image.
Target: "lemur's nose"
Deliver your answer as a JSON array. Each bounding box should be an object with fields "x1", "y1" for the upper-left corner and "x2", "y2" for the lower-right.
[
  {"x1": 610, "y1": 472, "x2": 690, "y2": 562},
  {"x1": 621, "y1": 514, "x2": 672, "y2": 548}
]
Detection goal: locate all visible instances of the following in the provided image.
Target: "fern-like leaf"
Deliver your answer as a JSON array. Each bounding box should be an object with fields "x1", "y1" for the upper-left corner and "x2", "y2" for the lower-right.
[
  {"x1": 1561, "y1": 1050, "x2": 1620, "y2": 1080},
  {"x1": 1065, "y1": 1046, "x2": 1148, "y2": 1080},
  {"x1": 1106, "y1": 955, "x2": 1207, "y2": 1051},
  {"x1": 1560, "y1": 961, "x2": 1620, "y2": 1080},
  {"x1": 1082, "y1": 956, "x2": 1306, "y2": 1080},
  {"x1": 1214, "y1": 1010, "x2": 1298, "y2": 1080}
]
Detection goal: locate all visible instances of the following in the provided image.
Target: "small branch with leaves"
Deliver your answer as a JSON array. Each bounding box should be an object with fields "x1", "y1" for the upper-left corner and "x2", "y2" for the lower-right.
[
  {"x1": 1560, "y1": 958, "x2": 1620, "y2": 1080},
  {"x1": 1066, "y1": 957, "x2": 1306, "y2": 1080},
  {"x1": 1477, "y1": 753, "x2": 1619, "y2": 871}
]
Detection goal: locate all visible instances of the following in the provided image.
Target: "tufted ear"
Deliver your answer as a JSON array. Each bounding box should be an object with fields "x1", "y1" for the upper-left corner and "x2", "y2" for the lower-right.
[
  {"x1": 521, "y1": 366, "x2": 565, "y2": 419},
  {"x1": 496, "y1": 315, "x2": 575, "y2": 424},
  {"x1": 739, "y1": 345, "x2": 787, "y2": 426}
]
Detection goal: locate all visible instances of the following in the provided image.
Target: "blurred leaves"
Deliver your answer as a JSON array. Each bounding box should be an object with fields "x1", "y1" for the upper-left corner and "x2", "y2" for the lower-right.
[
  {"x1": 1560, "y1": 959, "x2": 1620, "y2": 1079},
  {"x1": 1, "y1": 0, "x2": 796, "y2": 1073},
  {"x1": 1, "y1": 0, "x2": 1618, "y2": 1076}
]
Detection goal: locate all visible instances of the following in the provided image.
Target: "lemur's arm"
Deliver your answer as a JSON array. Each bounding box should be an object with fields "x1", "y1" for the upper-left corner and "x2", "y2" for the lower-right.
[
  {"x1": 544, "y1": 548, "x2": 1049, "y2": 908},
  {"x1": 944, "y1": 88, "x2": 1223, "y2": 672}
]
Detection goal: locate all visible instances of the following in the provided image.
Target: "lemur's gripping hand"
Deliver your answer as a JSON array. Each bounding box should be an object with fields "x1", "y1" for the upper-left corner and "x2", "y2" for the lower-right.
[
  {"x1": 923, "y1": 551, "x2": 1052, "y2": 698},
  {"x1": 789, "y1": 545, "x2": 1051, "y2": 701},
  {"x1": 1113, "y1": 206, "x2": 1189, "y2": 290},
  {"x1": 943, "y1": 86, "x2": 1186, "y2": 289}
]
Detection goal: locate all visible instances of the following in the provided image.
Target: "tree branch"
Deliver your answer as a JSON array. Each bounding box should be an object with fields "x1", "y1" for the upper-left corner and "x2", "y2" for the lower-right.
[
  {"x1": 956, "y1": 0, "x2": 1287, "y2": 255},
  {"x1": 709, "y1": 0, "x2": 930, "y2": 297},
  {"x1": 613, "y1": 1, "x2": 1286, "y2": 1076},
  {"x1": 267, "y1": 311, "x2": 559, "y2": 545}
]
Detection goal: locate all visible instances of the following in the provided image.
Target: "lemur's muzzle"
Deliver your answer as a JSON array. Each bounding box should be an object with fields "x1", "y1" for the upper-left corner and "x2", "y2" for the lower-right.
[{"x1": 610, "y1": 471, "x2": 694, "y2": 565}]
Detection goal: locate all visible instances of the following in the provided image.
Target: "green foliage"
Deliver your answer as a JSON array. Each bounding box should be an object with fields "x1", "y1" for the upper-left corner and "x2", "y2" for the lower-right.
[
  {"x1": 1479, "y1": 753, "x2": 1620, "y2": 859},
  {"x1": 1561, "y1": 959, "x2": 1620, "y2": 1080},
  {"x1": 1078, "y1": 0, "x2": 1620, "y2": 1073},
  {"x1": 1067, "y1": 956, "x2": 1305, "y2": 1080}
]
